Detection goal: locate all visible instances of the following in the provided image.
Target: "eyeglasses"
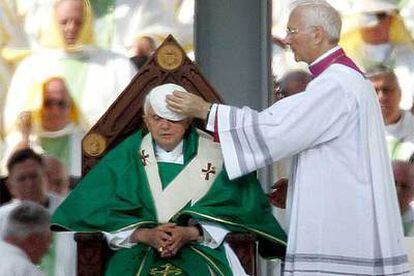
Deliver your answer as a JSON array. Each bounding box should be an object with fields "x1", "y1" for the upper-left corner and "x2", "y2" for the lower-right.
[
  {"x1": 43, "y1": 99, "x2": 70, "y2": 109},
  {"x1": 286, "y1": 27, "x2": 299, "y2": 36},
  {"x1": 286, "y1": 26, "x2": 316, "y2": 37}
]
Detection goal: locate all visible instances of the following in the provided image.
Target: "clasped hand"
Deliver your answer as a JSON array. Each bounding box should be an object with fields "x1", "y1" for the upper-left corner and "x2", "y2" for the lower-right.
[{"x1": 133, "y1": 223, "x2": 200, "y2": 258}]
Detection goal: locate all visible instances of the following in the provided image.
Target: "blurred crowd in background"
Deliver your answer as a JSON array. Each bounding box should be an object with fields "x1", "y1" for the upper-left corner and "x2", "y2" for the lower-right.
[
  {"x1": 3, "y1": 0, "x2": 414, "y2": 275},
  {"x1": 0, "y1": 0, "x2": 194, "y2": 177}
]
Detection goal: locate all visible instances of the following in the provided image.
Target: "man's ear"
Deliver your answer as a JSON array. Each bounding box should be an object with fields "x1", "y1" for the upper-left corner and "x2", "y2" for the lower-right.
[
  {"x1": 143, "y1": 115, "x2": 149, "y2": 129},
  {"x1": 313, "y1": 26, "x2": 324, "y2": 45}
]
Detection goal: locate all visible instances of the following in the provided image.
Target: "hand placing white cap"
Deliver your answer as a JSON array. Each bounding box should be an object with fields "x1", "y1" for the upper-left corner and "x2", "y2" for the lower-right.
[{"x1": 146, "y1": 83, "x2": 190, "y2": 121}]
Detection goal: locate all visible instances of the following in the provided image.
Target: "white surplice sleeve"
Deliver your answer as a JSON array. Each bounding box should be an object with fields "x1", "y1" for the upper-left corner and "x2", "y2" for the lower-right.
[
  {"x1": 187, "y1": 219, "x2": 229, "y2": 249},
  {"x1": 206, "y1": 104, "x2": 218, "y2": 132},
  {"x1": 103, "y1": 228, "x2": 136, "y2": 250},
  {"x1": 215, "y1": 73, "x2": 355, "y2": 179}
]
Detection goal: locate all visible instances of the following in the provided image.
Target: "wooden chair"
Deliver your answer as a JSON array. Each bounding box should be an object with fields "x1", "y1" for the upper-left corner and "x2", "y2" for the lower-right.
[{"x1": 75, "y1": 35, "x2": 258, "y2": 275}]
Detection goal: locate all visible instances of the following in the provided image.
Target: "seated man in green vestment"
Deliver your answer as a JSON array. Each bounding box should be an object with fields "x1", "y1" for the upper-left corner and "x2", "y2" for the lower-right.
[{"x1": 51, "y1": 83, "x2": 287, "y2": 275}]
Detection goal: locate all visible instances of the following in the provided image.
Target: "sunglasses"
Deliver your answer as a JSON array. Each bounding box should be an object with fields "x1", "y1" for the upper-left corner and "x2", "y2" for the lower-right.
[
  {"x1": 375, "y1": 12, "x2": 388, "y2": 21},
  {"x1": 43, "y1": 99, "x2": 70, "y2": 109}
]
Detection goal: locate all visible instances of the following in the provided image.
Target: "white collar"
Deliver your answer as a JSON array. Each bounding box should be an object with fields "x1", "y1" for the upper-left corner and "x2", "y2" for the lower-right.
[
  {"x1": 155, "y1": 141, "x2": 184, "y2": 164},
  {"x1": 310, "y1": 45, "x2": 341, "y2": 66}
]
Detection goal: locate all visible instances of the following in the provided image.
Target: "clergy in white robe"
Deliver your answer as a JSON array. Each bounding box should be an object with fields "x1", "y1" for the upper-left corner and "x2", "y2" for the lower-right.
[
  {"x1": 2, "y1": 76, "x2": 86, "y2": 177},
  {"x1": 3, "y1": 0, "x2": 136, "y2": 133},
  {"x1": 167, "y1": 1, "x2": 410, "y2": 275}
]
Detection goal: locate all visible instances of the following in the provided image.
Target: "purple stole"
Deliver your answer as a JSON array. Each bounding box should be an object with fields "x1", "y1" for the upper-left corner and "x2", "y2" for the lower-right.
[{"x1": 308, "y1": 48, "x2": 364, "y2": 78}]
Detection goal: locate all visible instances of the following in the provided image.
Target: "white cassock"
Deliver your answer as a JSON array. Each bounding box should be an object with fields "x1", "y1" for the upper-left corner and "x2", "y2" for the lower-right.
[
  {"x1": 386, "y1": 110, "x2": 414, "y2": 161},
  {"x1": 103, "y1": 141, "x2": 248, "y2": 276},
  {"x1": 3, "y1": 46, "x2": 136, "y2": 132},
  {"x1": 206, "y1": 51, "x2": 409, "y2": 274},
  {"x1": 0, "y1": 194, "x2": 77, "y2": 276},
  {"x1": 0, "y1": 240, "x2": 44, "y2": 276}
]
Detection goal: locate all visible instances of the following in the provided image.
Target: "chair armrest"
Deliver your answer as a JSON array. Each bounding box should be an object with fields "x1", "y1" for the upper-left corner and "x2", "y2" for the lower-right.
[{"x1": 225, "y1": 232, "x2": 257, "y2": 276}]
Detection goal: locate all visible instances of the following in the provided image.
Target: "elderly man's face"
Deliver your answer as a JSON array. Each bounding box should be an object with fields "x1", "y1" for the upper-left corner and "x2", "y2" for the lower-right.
[
  {"x1": 369, "y1": 73, "x2": 401, "y2": 124},
  {"x1": 41, "y1": 78, "x2": 72, "y2": 131},
  {"x1": 393, "y1": 162, "x2": 414, "y2": 214},
  {"x1": 56, "y1": 0, "x2": 83, "y2": 45},
  {"x1": 285, "y1": 7, "x2": 317, "y2": 64},
  {"x1": 144, "y1": 106, "x2": 191, "y2": 152},
  {"x1": 7, "y1": 159, "x2": 48, "y2": 204}
]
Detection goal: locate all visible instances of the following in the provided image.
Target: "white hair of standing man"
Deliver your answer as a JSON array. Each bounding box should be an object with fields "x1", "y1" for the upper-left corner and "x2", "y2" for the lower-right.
[
  {"x1": 4, "y1": 201, "x2": 50, "y2": 240},
  {"x1": 290, "y1": 0, "x2": 342, "y2": 44}
]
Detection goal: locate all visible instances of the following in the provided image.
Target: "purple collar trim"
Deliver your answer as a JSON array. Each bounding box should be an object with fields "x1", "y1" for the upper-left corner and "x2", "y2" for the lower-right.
[{"x1": 309, "y1": 48, "x2": 364, "y2": 78}]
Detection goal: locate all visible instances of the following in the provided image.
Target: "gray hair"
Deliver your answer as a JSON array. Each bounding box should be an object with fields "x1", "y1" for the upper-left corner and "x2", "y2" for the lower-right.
[
  {"x1": 4, "y1": 201, "x2": 50, "y2": 239},
  {"x1": 291, "y1": 0, "x2": 342, "y2": 44},
  {"x1": 366, "y1": 64, "x2": 396, "y2": 79}
]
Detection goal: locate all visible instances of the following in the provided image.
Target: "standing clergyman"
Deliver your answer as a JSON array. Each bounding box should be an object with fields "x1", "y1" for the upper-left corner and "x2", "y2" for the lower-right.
[{"x1": 167, "y1": 0, "x2": 409, "y2": 275}]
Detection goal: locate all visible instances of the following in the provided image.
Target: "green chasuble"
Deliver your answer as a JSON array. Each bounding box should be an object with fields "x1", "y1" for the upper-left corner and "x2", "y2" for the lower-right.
[{"x1": 51, "y1": 128, "x2": 287, "y2": 276}]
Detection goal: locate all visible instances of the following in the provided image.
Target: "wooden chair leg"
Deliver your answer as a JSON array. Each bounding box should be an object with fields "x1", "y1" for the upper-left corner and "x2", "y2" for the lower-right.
[{"x1": 75, "y1": 232, "x2": 107, "y2": 276}]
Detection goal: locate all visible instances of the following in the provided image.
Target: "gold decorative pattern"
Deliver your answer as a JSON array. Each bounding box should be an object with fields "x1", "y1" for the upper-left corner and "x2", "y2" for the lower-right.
[
  {"x1": 156, "y1": 44, "x2": 184, "y2": 70},
  {"x1": 149, "y1": 263, "x2": 183, "y2": 275},
  {"x1": 83, "y1": 133, "x2": 107, "y2": 157}
]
